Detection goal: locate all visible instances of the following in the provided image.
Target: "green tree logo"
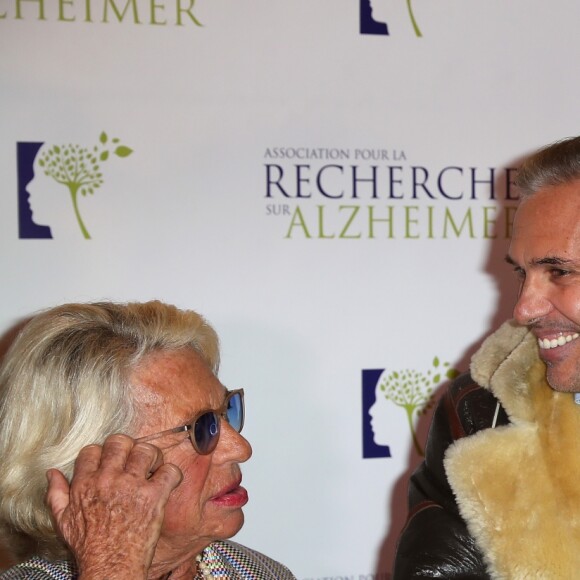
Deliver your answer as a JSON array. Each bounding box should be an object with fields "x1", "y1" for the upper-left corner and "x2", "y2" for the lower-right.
[
  {"x1": 38, "y1": 132, "x2": 133, "y2": 239},
  {"x1": 407, "y1": 0, "x2": 422, "y2": 37},
  {"x1": 379, "y1": 357, "x2": 458, "y2": 456}
]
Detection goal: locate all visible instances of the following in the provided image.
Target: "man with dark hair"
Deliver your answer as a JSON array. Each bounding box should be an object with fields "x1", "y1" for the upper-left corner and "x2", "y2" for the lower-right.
[{"x1": 393, "y1": 136, "x2": 580, "y2": 578}]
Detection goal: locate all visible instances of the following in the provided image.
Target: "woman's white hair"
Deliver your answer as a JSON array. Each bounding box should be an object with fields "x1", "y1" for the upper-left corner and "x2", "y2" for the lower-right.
[{"x1": 0, "y1": 300, "x2": 219, "y2": 561}]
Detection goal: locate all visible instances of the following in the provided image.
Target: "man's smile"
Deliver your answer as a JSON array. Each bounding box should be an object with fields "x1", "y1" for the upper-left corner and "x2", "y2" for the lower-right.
[{"x1": 537, "y1": 332, "x2": 580, "y2": 350}]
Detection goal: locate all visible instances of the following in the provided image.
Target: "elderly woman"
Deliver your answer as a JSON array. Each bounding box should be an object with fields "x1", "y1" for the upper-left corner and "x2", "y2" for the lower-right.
[{"x1": 0, "y1": 301, "x2": 295, "y2": 579}]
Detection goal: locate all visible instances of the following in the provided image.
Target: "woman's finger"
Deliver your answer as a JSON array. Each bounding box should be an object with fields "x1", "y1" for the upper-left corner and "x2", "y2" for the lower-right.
[
  {"x1": 97, "y1": 434, "x2": 134, "y2": 471},
  {"x1": 45, "y1": 468, "x2": 71, "y2": 523},
  {"x1": 124, "y1": 442, "x2": 164, "y2": 478},
  {"x1": 72, "y1": 444, "x2": 103, "y2": 478},
  {"x1": 148, "y1": 463, "x2": 183, "y2": 500}
]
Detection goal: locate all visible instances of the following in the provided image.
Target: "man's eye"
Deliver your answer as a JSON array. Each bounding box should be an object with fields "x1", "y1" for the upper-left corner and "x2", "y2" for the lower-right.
[
  {"x1": 551, "y1": 268, "x2": 570, "y2": 277},
  {"x1": 513, "y1": 267, "x2": 526, "y2": 280}
]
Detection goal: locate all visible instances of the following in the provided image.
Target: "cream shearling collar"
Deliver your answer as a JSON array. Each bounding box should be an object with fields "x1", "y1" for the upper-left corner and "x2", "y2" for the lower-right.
[{"x1": 444, "y1": 320, "x2": 580, "y2": 579}]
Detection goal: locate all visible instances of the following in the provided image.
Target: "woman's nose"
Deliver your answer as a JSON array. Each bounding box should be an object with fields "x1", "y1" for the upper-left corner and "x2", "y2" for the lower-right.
[{"x1": 216, "y1": 423, "x2": 252, "y2": 463}]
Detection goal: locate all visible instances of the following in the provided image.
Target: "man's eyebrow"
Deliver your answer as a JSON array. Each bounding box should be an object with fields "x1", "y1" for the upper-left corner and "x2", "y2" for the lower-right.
[
  {"x1": 504, "y1": 255, "x2": 576, "y2": 267},
  {"x1": 535, "y1": 256, "x2": 573, "y2": 266}
]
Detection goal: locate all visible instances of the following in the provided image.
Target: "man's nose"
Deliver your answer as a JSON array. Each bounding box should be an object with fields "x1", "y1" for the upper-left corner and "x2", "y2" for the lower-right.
[{"x1": 513, "y1": 277, "x2": 553, "y2": 326}]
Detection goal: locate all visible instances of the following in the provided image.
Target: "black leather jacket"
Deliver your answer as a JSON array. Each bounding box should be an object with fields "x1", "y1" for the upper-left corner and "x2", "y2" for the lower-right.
[{"x1": 393, "y1": 373, "x2": 509, "y2": 579}]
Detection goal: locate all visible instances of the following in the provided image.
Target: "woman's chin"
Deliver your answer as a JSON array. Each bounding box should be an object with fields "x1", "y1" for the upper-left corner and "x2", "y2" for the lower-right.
[{"x1": 220, "y1": 511, "x2": 246, "y2": 540}]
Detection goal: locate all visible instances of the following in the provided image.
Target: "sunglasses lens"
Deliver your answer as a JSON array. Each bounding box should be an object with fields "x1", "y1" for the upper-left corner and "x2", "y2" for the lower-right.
[
  {"x1": 189, "y1": 392, "x2": 243, "y2": 454},
  {"x1": 226, "y1": 392, "x2": 244, "y2": 433},
  {"x1": 193, "y1": 411, "x2": 219, "y2": 454}
]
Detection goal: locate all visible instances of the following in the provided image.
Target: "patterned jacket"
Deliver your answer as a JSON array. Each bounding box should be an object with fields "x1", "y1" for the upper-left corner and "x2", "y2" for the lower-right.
[{"x1": 0, "y1": 540, "x2": 296, "y2": 579}]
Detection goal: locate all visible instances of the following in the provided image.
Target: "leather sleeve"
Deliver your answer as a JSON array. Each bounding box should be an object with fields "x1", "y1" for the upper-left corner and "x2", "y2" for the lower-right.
[{"x1": 392, "y1": 373, "x2": 509, "y2": 579}]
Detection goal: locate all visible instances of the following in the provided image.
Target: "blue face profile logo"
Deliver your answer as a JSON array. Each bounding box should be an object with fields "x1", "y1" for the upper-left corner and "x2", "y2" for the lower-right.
[
  {"x1": 17, "y1": 142, "x2": 52, "y2": 239},
  {"x1": 360, "y1": 0, "x2": 389, "y2": 35},
  {"x1": 362, "y1": 369, "x2": 392, "y2": 458},
  {"x1": 360, "y1": 0, "x2": 423, "y2": 37}
]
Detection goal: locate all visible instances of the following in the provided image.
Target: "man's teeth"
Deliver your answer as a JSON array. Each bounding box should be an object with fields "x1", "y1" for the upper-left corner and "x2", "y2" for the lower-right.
[{"x1": 538, "y1": 333, "x2": 580, "y2": 349}]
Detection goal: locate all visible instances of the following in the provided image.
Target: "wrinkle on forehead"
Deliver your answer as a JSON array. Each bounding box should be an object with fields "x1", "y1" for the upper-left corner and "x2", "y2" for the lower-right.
[
  {"x1": 129, "y1": 348, "x2": 223, "y2": 436},
  {"x1": 130, "y1": 372, "x2": 172, "y2": 435}
]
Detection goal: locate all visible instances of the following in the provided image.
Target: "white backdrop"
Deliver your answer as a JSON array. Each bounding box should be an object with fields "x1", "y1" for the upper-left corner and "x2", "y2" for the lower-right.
[{"x1": 2, "y1": 1, "x2": 580, "y2": 577}]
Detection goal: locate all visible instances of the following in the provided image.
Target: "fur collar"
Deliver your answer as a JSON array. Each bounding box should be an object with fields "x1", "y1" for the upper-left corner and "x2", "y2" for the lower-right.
[{"x1": 444, "y1": 320, "x2": 580, "y2": 579}]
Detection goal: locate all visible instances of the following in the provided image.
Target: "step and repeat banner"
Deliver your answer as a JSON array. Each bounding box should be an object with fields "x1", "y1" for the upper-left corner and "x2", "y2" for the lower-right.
[{"x1": 2, "y1": 1, "x2": 579, "y2": 578}]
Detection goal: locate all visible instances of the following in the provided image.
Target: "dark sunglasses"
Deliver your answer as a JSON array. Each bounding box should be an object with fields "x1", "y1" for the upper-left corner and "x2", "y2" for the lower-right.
[{"x1": 136, "y1": 389, "x2": 245, "y2": 455}]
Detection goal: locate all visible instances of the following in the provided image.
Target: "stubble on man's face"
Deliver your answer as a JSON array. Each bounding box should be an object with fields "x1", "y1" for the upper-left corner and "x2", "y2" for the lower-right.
[{"x1": 508, "y1": 181, "x2": 580, "y2": 392}]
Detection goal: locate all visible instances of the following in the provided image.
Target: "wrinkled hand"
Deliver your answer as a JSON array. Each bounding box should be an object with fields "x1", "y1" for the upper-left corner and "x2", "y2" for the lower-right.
[{"x1": 46, "y1": 434, "x2": 183, "y2": 580}]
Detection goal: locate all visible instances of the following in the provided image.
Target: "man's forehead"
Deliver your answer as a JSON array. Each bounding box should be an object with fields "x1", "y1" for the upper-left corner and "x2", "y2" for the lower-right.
[
  {"x1": 515, "y1": 182, "x2": 580, "y2": 225},
  {"x1": 509, "y1": 183, "x2": 580, "y2": 258}
]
